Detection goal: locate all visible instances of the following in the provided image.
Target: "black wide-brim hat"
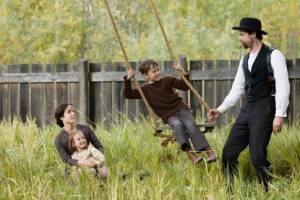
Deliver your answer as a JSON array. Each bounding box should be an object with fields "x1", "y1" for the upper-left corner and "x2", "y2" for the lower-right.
[{"x1": 232, "y1": 17, "x2": 268, "y2": 35}]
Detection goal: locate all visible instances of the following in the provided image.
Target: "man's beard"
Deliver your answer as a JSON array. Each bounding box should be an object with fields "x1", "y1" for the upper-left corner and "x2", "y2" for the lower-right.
[{"x1": 240, "y1": 42, "x2": 249, "y2": 49}]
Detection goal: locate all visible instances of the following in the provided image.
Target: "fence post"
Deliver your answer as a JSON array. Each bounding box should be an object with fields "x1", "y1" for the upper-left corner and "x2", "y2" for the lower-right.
[
  {"x1": 179, "y1": 54, "x2": 189, "y2": 104},
  {"x1": 78, "y1": 59, "x2": 90, "y2": 124}
]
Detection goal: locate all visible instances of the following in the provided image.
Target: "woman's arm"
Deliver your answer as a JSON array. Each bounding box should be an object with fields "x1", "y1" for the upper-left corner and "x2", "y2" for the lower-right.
[
  {"x1": 71, "y1": 150, "x2": 99, "y2": 168},
  {"x1": 77, "y1": 159, "x2": 98, "y2": 168},
  {"x1": 85, "y1": 126, "x2": 104, "y2": 153},
  {"x1": 55, "y1": 138, "x2": 78, "y2": 166}
]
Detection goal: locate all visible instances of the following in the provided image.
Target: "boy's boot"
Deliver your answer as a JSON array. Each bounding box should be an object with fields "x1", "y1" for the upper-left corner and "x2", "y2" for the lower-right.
[
  {"x1": 205, "y1": 148, "x2": 217, "y2": 163},
  {"x1": 186, "y1": 151, "x2": 202, "y2": 164}
]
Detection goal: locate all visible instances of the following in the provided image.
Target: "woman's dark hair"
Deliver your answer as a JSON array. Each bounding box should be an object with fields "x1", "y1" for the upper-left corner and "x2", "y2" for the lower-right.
[
  {"x1": 139, "y1": 59, "x2": 159, "y2": 74},
  {"x1": 54, "y1": 103, "x2": 73, "y2": 127}
]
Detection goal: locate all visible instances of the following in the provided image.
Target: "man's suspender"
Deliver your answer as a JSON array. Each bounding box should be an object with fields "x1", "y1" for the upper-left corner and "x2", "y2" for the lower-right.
[{"x1": 266, "y1": 47, "x2": 275, "y2": 81}]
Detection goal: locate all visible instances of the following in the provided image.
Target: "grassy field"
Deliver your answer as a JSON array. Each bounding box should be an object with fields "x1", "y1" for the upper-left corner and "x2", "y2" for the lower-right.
[{"x1": 0, "y1": 118, "x2": 299, "y2": 200}]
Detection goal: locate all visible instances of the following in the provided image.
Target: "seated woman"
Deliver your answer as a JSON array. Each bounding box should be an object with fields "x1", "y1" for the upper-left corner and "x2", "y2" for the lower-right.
[{"x1": 54, "y1": 103, "x2": 108, "y2": 179}]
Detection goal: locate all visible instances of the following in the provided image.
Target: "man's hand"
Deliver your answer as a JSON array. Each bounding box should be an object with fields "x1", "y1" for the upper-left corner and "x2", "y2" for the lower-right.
[
  {"x1": 127, "y1": 68, "x2": 135, "y2": 79},
  {"x1": 173, "y1": 62, "x2": 187, "y2": 75},
  {"x1": 273, "y1": 116, "x2": 284, "y2": 133},
  {"x1": 207, "y1": 109, "x2": 221, "y2": 121}
]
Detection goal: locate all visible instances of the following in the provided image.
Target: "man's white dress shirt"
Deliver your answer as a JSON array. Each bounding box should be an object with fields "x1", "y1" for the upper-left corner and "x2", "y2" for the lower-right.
[{"x1": 217, "y1": 49, "x2": 290, "y2": 117}]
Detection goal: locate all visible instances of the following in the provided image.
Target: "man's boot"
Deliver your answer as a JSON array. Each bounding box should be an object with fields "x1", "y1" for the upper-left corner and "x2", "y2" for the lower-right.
[{"x1": 186, "y1": 151, "x2": 202, "y2": 164}]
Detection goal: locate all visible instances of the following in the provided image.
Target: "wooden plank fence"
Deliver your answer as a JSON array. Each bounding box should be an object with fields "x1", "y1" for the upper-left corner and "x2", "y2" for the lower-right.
[{"x1": 0, "y1": 58, "x2": 299, "y2": 127}]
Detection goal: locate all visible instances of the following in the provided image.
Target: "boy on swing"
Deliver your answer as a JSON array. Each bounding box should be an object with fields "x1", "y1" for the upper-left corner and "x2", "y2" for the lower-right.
[{"x1": 122, "y1": 59, "x2": 217, "y2": 164}]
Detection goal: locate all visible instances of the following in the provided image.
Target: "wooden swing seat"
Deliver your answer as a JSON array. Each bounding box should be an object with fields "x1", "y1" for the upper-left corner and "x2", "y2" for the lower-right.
[
  {"x1": 154, "y1": 123, "x2": 215, "y2": 147},
  {"x1": 155, "y1": 123, "x2": 215, "y2": 133}
]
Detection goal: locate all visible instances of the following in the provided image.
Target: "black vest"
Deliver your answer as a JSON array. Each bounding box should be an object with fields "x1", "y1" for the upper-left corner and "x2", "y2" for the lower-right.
[{"x1": 242, "y1": 44, "x2": 274, "y2": 102}]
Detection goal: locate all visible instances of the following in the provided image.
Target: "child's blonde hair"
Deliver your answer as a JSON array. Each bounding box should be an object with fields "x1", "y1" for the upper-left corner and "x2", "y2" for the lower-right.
[{"x1": 69, "y1": 130, "x2": 88, "y2": 152}]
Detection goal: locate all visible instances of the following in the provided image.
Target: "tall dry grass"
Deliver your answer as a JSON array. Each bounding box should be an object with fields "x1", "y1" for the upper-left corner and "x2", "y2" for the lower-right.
[{"x1": 0, "y1": 118, "x2": 299, "y2": 199}]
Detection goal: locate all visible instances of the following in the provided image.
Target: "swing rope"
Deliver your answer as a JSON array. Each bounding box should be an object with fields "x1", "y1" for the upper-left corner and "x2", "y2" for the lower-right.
[
  {"x1": 149, "y1": 0, "x2": 210, "y2": 111},
  {"x1": 103, "y1": 0, "x2": 169, "y2": 139},
  {"x1": 103, "y1": 0, "x2": 213, "y2": 146}
]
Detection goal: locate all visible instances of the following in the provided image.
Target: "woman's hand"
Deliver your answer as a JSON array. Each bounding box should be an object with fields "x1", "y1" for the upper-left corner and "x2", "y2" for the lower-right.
[{"x1": 78, "y1": 159, "x2": 98, "y2": 168}]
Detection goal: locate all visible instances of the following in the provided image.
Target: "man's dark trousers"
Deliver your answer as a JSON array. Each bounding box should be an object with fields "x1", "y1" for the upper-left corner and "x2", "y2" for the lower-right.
[{"x1": 222, "y1": 96, "x2": 275, "y2": 191}]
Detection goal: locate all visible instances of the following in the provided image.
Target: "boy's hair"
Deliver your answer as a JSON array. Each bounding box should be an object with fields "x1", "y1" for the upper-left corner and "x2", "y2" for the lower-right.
[
  {"x1": 54, "y1": 103, "x2": 73, "y2": 128},
  {"x1": 139, "y1": 59, "x2": 159, "y2": 74}
]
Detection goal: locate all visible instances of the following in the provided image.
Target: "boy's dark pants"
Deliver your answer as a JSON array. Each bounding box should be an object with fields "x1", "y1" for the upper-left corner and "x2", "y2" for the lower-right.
[
  {"x1": 222, "y1": 96, "x2": 275, "y2": 191},
  {"x1": 167, "y1": 108, "x2": 210, "y2": 151}
]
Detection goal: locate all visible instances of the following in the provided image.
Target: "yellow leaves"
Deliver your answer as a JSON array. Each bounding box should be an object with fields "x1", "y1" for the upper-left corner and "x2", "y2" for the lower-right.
[
  {"x1": 288, "y1": 0, "x2": 298, "y2": 16},
  {"x1": 54, "y1": 1, "x2": 63, "y2": 11},
  {"x1": 0, "y1": 0, "x2": 300, "y2": 63}
]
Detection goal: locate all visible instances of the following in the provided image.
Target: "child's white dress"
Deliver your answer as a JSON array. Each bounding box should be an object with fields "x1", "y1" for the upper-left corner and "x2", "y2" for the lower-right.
[{"x1": 72, "y1": 144, "x2": 108, "y2": 178}]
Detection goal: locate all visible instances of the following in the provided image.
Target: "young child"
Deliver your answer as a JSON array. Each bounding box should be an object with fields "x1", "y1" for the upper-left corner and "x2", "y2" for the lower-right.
[
  {"x1": 70, "y1": 129, "x2": 108, "y2": 179},
  {"x1": 122, "y1": 59, "x2": 217, "y2": 164}
]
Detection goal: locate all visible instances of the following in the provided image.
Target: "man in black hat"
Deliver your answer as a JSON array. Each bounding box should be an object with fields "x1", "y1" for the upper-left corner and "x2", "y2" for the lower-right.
[{"x1": 208, "y1": 17, "x2": 290, "y2": 191}]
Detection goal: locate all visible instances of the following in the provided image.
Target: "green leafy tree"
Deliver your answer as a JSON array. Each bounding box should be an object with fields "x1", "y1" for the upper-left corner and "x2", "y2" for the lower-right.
[{"x1": 0, "y1": 0, "x2": 299, "y2": 64}]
